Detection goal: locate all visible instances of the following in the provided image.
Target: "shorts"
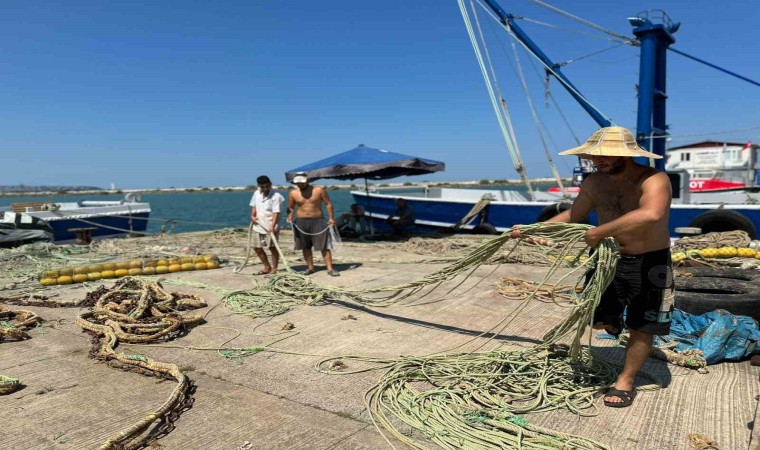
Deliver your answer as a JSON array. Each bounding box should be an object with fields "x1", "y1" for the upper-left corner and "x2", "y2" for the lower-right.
[
  {"x1": 252, "y1": 230, "x2": 279, "y2": 249},
  {"x1": 591, "y1": 248, "x2": 674, "y2": 335},
  {"x1": 293, "y1": 217, "x2": 330, "y2": 251}
]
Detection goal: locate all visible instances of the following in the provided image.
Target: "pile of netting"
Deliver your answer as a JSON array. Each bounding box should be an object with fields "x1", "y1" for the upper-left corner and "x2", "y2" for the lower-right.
[
  {"x1": 226, "y1": 223, "x2": 654, "y2": 449},
  {"x1": 75, "y1": 277, "x2": 206, "y2": 449},
  {"x1": 0, "y1": 228, "x2": 251, "y2": 295},
  {"x1": 1, "y1": 305, "x2": 42, "y2": 395},
  {"x1": 224, "y1": 224, "x2": 591, "y2": 318}
]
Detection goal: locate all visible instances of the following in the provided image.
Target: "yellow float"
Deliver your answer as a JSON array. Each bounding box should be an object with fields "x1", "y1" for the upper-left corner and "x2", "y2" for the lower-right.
[{"x1": 38, "y1": 254, "x2": 221, "y2": 285}]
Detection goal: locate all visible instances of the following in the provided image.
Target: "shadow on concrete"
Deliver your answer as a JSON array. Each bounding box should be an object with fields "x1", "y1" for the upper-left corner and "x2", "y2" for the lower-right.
[
  {"x1": 288, "y1": 263, "x2": 363, "y2": 274},
  {"x1": 330, "y1": 300, "x2": 542, "y2": 345}
]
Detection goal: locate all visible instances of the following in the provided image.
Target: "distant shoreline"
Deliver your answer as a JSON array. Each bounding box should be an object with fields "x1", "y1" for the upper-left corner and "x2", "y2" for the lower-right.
[{"x1": 0, "y1": 178, "x2": 569, "y2": 198}]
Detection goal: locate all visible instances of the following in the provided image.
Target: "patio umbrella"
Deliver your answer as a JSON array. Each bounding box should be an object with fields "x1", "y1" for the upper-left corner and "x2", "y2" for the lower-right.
[{"x1": 285, "y1": 144, "x2": 445, "y2": 233}]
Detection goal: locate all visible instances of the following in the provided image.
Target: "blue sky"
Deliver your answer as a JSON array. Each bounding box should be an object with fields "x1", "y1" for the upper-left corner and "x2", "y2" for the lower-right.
[{"x1": 2, "y1": 0, "x2": 758, "y2": 188}]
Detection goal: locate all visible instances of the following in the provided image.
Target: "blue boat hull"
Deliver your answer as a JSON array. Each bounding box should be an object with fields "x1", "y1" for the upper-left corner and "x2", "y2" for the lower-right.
[
  {"x1": 46, "y1": 213, "x2": 150, "y2": 242},
  {"x1": 352, "y1": 190, "x2": 760, "y2": 237}
]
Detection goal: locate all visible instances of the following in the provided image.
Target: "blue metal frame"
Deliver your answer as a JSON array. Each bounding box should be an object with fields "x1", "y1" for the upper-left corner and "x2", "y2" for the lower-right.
[
  {"x1": 629, "y1": 11, "x2": 678, "y2": 170},
  {"x1": 481, "y1": 0, "x2": 611, "y2": 129}
]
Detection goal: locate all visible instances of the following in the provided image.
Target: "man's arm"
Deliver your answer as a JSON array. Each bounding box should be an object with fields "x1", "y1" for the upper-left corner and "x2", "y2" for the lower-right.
[
  {"x1": 585, "y1": 172, "x2": 671, "y2": 246},
  {"x1": 251, "y1": 206, "x2": 257, "y2": 223},
  {"x1": 550, "y1": 185, "x2": 595, "y2": 223},
  {"x1": 287, "y1": 191, "x2": 295, "y2": 223},
  {"x1": 321, "y1": 188, "x2": 335, "y2": 225}
]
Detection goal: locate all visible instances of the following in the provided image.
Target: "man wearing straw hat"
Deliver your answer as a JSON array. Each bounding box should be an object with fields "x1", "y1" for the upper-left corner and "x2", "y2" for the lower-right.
[{"x1": 514, "y1": 126, "x2": 674, "y2": 408}]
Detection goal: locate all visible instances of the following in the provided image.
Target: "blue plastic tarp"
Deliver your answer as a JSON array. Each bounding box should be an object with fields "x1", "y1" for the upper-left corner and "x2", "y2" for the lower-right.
[
  {"x1": 284, "y1": 145, "x2": 445, "y2": 182},
  {"x1": 653, "y1": 309, "x2": 760, "y2": 364},
  {"x1": 599, "y1": 309, "x2": 760, "y2": 365}
]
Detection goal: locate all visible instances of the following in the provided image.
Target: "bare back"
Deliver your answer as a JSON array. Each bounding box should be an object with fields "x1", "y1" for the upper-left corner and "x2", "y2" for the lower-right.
[
  {"x1": 583, "y1": 165, "x2": 671, "y2": 254},
  {"x1": 289, "y1": 185, "x2": 327, "y2": 219}
]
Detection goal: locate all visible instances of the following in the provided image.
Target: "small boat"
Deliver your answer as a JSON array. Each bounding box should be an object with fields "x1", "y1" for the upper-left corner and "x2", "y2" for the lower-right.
[{"x1": 0, "y1": 193, "x2": 151, "y2": 244}]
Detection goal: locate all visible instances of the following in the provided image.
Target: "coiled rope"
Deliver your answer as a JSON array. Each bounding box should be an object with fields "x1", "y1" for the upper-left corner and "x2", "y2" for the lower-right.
[{"x1": 75, "y1": 277, "x2": 206, "y2": 449}]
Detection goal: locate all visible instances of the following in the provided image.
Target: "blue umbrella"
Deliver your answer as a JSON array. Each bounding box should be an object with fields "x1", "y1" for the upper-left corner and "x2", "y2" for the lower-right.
[
  {"x1": 285, "y1": 144, "x2": 445, "y2": 234},
  {"x1": 285, "y1": 144, "x2": 444, "y2": 182}
]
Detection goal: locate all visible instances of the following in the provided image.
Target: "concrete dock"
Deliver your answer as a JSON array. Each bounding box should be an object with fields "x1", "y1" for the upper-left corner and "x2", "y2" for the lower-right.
[{"x1": 1, "y1": 230, "x2": 757, "y2": 449}]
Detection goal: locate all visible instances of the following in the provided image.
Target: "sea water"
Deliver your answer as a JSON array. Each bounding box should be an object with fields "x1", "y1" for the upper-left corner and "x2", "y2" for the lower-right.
[{"x1": 0, "y1": 184, "x2": 536, "y2": 235}]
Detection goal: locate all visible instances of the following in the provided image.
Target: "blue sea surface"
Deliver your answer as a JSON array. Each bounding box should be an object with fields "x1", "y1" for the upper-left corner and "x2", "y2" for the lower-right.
[
  {"x1": 1, "y1": 184, "x2": 537, "y2": 235},
  {"x1": 0, "y1": 190, "x2": 357, "y2": 234}
]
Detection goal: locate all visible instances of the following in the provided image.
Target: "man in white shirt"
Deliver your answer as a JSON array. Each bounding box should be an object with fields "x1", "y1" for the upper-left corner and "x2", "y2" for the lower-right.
[{"x1": 249, "y1": 175, "x2": 285, "y2": 275}]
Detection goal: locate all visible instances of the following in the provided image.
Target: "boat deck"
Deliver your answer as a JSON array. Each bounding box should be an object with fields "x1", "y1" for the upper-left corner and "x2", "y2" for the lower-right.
[{"x1": 0, "y1": 230, "x2": 757, "y2": 450}]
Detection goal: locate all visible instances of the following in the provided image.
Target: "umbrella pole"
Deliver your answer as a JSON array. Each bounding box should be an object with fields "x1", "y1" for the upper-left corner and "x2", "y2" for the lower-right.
[{"x1": 365, "y1": 178, "x2": 375, "y2": 235}]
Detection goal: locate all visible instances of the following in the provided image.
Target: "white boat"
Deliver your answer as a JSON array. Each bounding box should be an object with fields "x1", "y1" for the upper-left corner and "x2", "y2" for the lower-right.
[
  {"x1": 0, "y1": 193, "x2": 151, "y2": 245},
  {"x1": 665, "y1": 141, "x2": 760, "y2": 192}
]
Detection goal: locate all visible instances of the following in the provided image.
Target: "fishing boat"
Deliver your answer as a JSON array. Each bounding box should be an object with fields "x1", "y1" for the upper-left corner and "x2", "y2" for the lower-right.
[
  {"x1": 352, "y1": 1, "x2": 760, "y2": 239},
  {"x1": 665, "y1": 141, "x2": 760, "y2": 192},
  {"x1": 0, "y1": 193, "x2": 151, "y2": 245}
]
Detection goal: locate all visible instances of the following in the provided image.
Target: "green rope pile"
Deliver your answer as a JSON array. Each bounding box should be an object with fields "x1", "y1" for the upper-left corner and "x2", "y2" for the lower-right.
[{"x1": 299, "y1": 223, "x2": 656, "y2": 450}]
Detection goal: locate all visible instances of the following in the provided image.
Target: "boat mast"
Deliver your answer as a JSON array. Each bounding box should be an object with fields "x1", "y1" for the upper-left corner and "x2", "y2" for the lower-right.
[
  {"x1": 480, "y1": 0, "x2": 612, "y2": 129},
  {"x1": 629, "y1": 11, "x2": 679, "y2": 170}
]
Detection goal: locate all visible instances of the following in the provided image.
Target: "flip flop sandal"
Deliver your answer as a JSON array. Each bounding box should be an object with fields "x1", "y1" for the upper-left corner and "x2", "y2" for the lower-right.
[
  {"x1": 603, "y1": 388, "x2": 637, "y2": 408},
  {"x1": 303, "y1": 269, "x2": 315, "y2": 275},
  {"x1": 328, "y1": 270, "x2": 340, "y2": 277},
  {"x1": 256, "y1": 270, "x2": 271, "y2": 276}
]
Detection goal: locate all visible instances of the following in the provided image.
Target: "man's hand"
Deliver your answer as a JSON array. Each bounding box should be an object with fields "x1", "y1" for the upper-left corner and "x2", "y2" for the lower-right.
[
  {"x1": 286, "y1": 215, "x2": 293, "y2": 224},
  {"x1": 328, "y1": 218, "x2": 335, "y2": 226},
  {"x1": 251, "y1": 215, "x2": 258, "y2": 223},
  {"x1": 268, "y1": 225, "x2": 276, "y2": 234},
  {"x1": 584, "y1": 228, "x2": 602, "y2": 248}
]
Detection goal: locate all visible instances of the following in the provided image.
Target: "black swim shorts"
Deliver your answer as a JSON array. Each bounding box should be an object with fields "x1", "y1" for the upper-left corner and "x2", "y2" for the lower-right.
[{"x1": 591, "y1": 248, "x2": 674, "y2": 336}]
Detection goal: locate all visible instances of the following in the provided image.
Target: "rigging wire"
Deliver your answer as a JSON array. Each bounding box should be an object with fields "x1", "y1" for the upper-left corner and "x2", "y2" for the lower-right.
[
  {"x1": 459, "y1": 0, "x2": 536, "y2": 199},
  {"x1": 554, "y1": 43, "x2": 628, "y2": 68},
  {"x1": 648, "y1": 125, "x2": 760, "y2": 140},
  {"x1": 516, "y1": 16, "x2": 633, "y2": 44},
  {"x1": 509, "y1": 39, "x2": 566, "y2": 193},
  {"x1": 668, "y1": 47, "x2": 760, "y2": 88},
  {"x1": 526, "y1": 0, "x2": 636, "y2": 44}
]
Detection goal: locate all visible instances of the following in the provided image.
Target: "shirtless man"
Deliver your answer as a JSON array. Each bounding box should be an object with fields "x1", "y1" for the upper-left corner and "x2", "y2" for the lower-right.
[
  {"x1": 286, "y1": 172, "x2": 339, "y2": 276},
  {"x1": 513, "y1": 126, "x2": 674, "y2": 408}
]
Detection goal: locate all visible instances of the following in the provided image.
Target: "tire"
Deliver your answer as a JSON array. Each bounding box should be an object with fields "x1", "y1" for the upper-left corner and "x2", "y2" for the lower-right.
[
  {"x1": 472, "y1": 223, "x2": 498, "y2": 235},
  {"x1": 536, "y1": 202, "x2": 573, "y2": 223},
  {"x1": 688, "y1": 210, "x2": 757, "y2": 240},
  {"x1": 675, "y1": 267, "x2": 760, "y2": 321}
]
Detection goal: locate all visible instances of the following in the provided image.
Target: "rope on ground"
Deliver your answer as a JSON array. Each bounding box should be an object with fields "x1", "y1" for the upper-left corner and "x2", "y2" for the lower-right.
[
  {"x1": 0, "y1": 305, "x2": 42, "y2": 395},
  {"x1": 688, "y1": 433, "x2": 720, "y2": 450},
  {"x1": 75, "y1": 277, "x2": 206, "y2": 449},
  {"x1": 303, "y1": 223, "x2": 662, "y2": 450},
  {"x1": 498, "y1": 276, "x2": 577, "y2": 303}
]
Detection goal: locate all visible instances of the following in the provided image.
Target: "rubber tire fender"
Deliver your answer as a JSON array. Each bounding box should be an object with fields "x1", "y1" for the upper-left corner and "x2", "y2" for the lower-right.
[
  {"x1": 687, "y1": 210, "x2": 756, "y2": 240},
  {"x1": 674, "y1": 267, "x2": 760, "y2": 321},
  {"x1": 536, "y1": 202, "x2": 573, "y2": 223},
  {"x1": 472, "y1": 223, "x2": 498, "y2": 235}
]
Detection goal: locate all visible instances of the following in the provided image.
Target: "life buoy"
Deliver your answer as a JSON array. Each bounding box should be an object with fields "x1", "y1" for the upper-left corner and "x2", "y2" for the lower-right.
[
  {"x1": 536, "y1": 202, "x2": 573, "y2": 223},
  {"x1": 675, "y1": 267, "x2": 760, "y2": 321},
  {"x1": 687, "y1": 210, "x2": 756, "y2": 240}
]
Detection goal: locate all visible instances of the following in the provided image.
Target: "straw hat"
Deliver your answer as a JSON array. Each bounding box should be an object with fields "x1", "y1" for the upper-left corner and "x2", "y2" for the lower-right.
[{"x1": 559, "y1": 126, "x2": 662, "y2": 159}]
